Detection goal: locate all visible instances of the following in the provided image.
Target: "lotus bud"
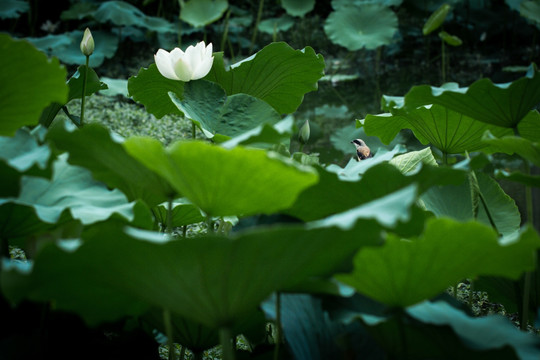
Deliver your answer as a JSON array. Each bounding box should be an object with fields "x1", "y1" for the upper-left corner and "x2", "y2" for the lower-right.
[
  {"x1": 80, "y1": 28, "x2": 94, "y2": 56},
  {"x1": 298, "y1": 119, "x2": 310, "y2": 144},
  {"x1": 154, "y1": 41, "x2": 214, "y2": 82}
]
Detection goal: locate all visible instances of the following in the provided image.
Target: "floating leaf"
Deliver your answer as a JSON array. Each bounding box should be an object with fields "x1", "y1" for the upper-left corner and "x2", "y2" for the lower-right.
[
  {"x1": 180, "y1": 0, "x2": 228, "y2": 27},
  {"x1": 47, "y1": 121, "x2": 174, "y2": 207},
  {"x1": 337, "y1": 219, "x2": 540, "y2": 307},
  {"x1": 205, "y1": 42, "x2": 325, "y2": 114},
  {"x1": 169, "y1": 80, "x2": 281, "y2": 139},
  {"x1": 404, "y1": 64, "x2": 540, "y2": 128},
  {"x1": 281, "y1": 0, "x2": 315, "y2": 17},
  {"x1": 324, "y1": 4, "x2": 398, "y2": 51},
  {"x1": 0, "y1": 34, "x2": 68, "y2": 136},
  {"x1": 124, "y1": 138, "x2": 318, "y2": 217}
]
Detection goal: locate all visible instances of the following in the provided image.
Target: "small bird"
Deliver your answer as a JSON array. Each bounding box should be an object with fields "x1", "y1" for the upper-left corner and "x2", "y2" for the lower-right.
[{"x1": 351, "y1": 139, "x2": 373, "y2": 161}]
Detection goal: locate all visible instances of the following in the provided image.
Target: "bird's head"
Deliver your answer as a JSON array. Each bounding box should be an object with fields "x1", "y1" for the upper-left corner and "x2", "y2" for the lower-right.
[{"x1": 351, "y1": 139, "x2": 366, "y2": 148}]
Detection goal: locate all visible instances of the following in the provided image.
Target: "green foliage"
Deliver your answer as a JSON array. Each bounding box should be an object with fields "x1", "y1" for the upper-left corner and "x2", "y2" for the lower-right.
[
  {"x1": 281, "y1": 0, "x2": 315, "y2": 17},
  {"x1": 180, "y1": 0, "x2": 229, "y2": 28},
  {"x1": 324, "y1": 3, "x2": 398, "y2": 51},
  {"x1": 423, "y1": 3, "x2": 451, "y2": 35},
  {"x1": 0, "y1": 34, "x2": 68, "y2": 136}
]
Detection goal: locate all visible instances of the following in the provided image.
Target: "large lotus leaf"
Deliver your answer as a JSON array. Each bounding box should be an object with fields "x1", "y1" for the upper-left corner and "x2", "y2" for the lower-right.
[
  {"x1": 169, "y1": 80, "x2": 281, "y2": 139},
  {"x1": 347, "y1": 300, "x2": 540, "y2": 359},
  {"x1": 366, "y1": 104, "x2": 513, "y2": 154},
  {"x1": 286, "y1": 160, "x2": 465, "y2": 222},
  {"x1": 337, "y1": 219, "x2": 540, "y2": 308},
  {"x1": 0, "y1": 34, "x2": 68, "y2": 136},
  {"x1": 0, "y1": 0, "x2": 28, "y2": 19},
  {"x1": 94, "y1": 1, "x2": 145, "y2": 26},
  {"x1": 258, "y1": 15, "x2": 295, "y2": 34},
  {"x1": 389, "y1": 147, "x2": 438, "y2": 172},
  {"x1": 140, "y1": 15, "x2": 176, "y2": 33},
  {"x1": 0, "y1": 129, "x2": 51, "y2": 173},
  {"x1": 27, "y1": 30, "x2": 119, "y2": 68},
  {"x1": 404, "y1": 64, "x2": 540, "y2": 128},
  {"x1": 123, "y1": 138, "x2": 318, "y2": 217},
  {"x1": 0, "y1": 155, "x2": 135, "y2": 226},
  {"x1": 153, "y1": 198, "x2": 205, "y2": 227},
  {"x1": 421, "y1": 171, "x2": 521, "y2": 236},
  {"x1": 180, "y1": 0, "x2": 228, "y2": 27},
  {"x1": 127, "y1": 64, "x2": 184, "y2": 118},
  {"x1": 60, "y1": 2, "x2": 96, "y2": 20},
  {"x1": 332, "y1": 0, "x2": 403, "y2": 7},
  {"x1": 220, "y1": 116, "x2": 294, "y2": 150},
  {"x1": 325, "y1": 145, "x2": 405, "y2": 180},
  {"x1": 205, "y1": 42, "x2": 325, "y2": 114},
  {"x1": 46, "y1": 120, "x2": 174, "y2": 207},
  {"x1": 521, "y1": 0, "x2": 540, "y2": 24},
  {"x1": 324, "y1": 4, "x2": 398, "y2": 51},
  {"x1": 482, "y1": 131, "x2": 540, "y2": 167},
  {"x1": 281, "y1": 0, "x2": 315, "y2": 17},
  {"x1": 40, "y1": 65, "x2": 108, "y2": 127},
  {"x1": 1, "y1": 221, "x2": 376, "y2": 328},
  {"x1": 495, "y1": 170, "x2": 540, "y2": 187},
  {"x1": 517, "y1": 109, "x2": 540, "y2": 141}
]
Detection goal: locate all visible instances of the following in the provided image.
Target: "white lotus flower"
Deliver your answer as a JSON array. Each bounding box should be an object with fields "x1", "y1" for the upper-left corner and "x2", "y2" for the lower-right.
[{"x1": 154, "y1": 41, "x2": 214, "y2": 82}]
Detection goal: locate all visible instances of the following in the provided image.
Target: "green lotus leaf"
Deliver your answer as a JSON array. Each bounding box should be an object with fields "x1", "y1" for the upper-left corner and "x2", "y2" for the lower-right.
[
  {"x1": 220, "y1": 116, "x2": 294, "y2": 150},
  {"x1": 153, "y1": 198, "x2": 205, "y2": 228},
  {"x1": 123, "y1": 138, "x2": 318, "y2": 217},
  {"x1": 60, "y1": 1, "x2": 96, "y2": 20},
  {"x1": 404, "y1": 64, "x2": 540, "y2": 128},
  {"x1": 94, "y1": 0, "x2": 145, "y2": 26},
  {"x1": 26, "y1": 30, "x2": 119, "y2": 68},
  {"x1": 99, "y1": 77, "x2": 128, "y2": 97},
  {"x1": 258, "y1": 15, "x2": 295, "y2": 34},
  {"x1": 140, "y1": 15, "x2": 176, "y2": 33},
  {"x1": 517, "y1": 110, "x2": 540, "y2": 141},
  {"x1": 169, "y1": 80, "x2": 281, "y2": 140},
  {"x1": 421, "y1": 171, "x2": 521, "y2": 236},
  {"x1": 494, "y1": 170, "x2": 540, "y2": 187},
  {"x1": 1, "y1": 221, "x2": 375, "y2": 328},
  {"x1": 481, "y1": 131, "x2": 540, "y2": 167},
  {"x1": 350, "y1": 299, "x2": 540, "y2": 359},
  {"x1": 205, "y1": 42, "x2": 325, "y2": 114},
  {"x1": 180, "y1": 0, "x2": 228, "y2": 27},
  {"x1": 0, "y1": 0, "x2": 28, "y2": 19},
  {"x1": 128, "y1": 64, "x2": 184, "y2": 118},
  {"x1": 332, "y1": 0, "x2": 403, "y2": 8},
  {"x1": 363, "y1": 112, "x2": 409, "y2": 144},
  {"x1": 0, "y1": 129, "x2": 51, "y2": 173},
  {"x1": 281, "y1": 0, "x2": 315, "y2": 17},
  {"x1": 389, "y1": 147, "x2": 438, "y2": 173},
  {"x1": 0, "y1": 34, "x2": 68, "y2": 136},
  {"x1": 47, "y1": 120, "x2": 174, "y2": 207},
  {"x1": 287, "y1": 160, "x2": 465, "y2": 222},
  {"x1": 520, "y1": 0, "x2": 540, "y2": 24},
  {"x1": 423, "y1": 3, "x2": 451, "y2": 35},
  {"x1": 439, "y1": 30, "x2": 462, "y2": 46},
  {"x1": 336, "y1": 219, "x2": 540, "y2": 307},
  {"x1": 324, "y1": 4, "x2": 398, "y2": 51}
]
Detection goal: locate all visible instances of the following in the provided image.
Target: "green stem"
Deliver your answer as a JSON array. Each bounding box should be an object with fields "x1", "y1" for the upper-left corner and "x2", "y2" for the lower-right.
[
  {"x1": 167, "y1": 196, "x2": 174, "y2": 237},
  {"x1": 375, "y1": 46, "x2": 382, "y2": 105},
  {"x1": 219, "y1": 327, "x2": 235, "y2": 360},
  {"x1": 163, "y1": 309, "x2": 177, "y2": 360},
  {"x1": 182, "y1": 225, "x2": 187, "y2": 238},
  {"x1": 191, "y1": 122, "x2": 196, "y2": 139},
  {"x1": 220, "y1": 9, "x2": 231, "y2": 53},
  {"x1": 273, "y1": 293, "x2": 282, "y2": 360},
  {"x1": 206, "y1": 215, "x2": 214, "y2": 233},
  {"x1": 179, "y1": 345, "x2": 186, "y2": 360},
  {"x1": 80, "y1": 55, "x2": 90, "y2": 127},
  {"x1": 397, "y1": 310, "x2": 408, "y2": 359},
  {"x1": 249, "y1": 0, "x2": 264, "y2": 54},
  {"x1": 299, "y1": 143, "x2": 305, "y2": 153},
  {"x1": 521, "y1": 160, "x2": 535, "y2": 331}
]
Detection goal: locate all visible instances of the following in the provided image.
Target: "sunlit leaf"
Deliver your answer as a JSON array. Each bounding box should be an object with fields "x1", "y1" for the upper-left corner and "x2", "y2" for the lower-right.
[
  {"x1": 337, "y1": 219, "x2": 540, "y2": 307},
  {"x1": 124, "y1": 138, "x2": 318, "y2": 216}
]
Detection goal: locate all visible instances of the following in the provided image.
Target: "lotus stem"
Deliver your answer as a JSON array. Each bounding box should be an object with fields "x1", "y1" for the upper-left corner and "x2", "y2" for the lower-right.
[
  {"x1": 219, "y1": 327, "x2": 235, "y2": 360},
  {"x1": 167, "y1": 196, "x2": 173, "y2": 237},
  {"x1": 273, "y1": 292, "x2": 282, "y2": 360},
  {"x1": 221, "y1": 9, "x2": 231, "y2": 54},
  {"x1": 191, "y1": 122, "x2": 196, "y2": 139},
  {"x1": 80, "y1": 55, "x2": 89, "y2": 127},
  {"x1": 206, "y1": 215, "x2": 214, "y2": 233},
  {"x1": 521, "y1": 159, "x2": 535, "y2": 331},
  {"x1": 163, "y1": 308, "x2": 177, "y2": 360},
  {"x1": 249, "y1": 0, "x2": 264, "y2": 54},
  {"x1": 179, "y1": 345, "x2": 186, "y2": 360},
  {"x1": 441, "y1": 39, "x2": 446, "y2": 84}
]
